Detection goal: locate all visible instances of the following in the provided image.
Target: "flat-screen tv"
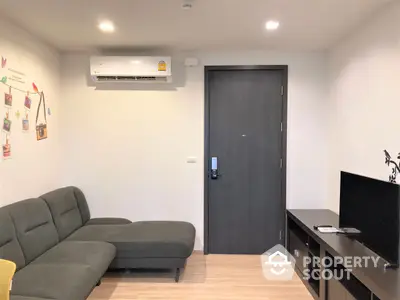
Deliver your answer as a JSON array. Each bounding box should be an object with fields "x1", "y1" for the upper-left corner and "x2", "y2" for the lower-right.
[{"x1": 339, "y1": 171, "x2": 400, "y2": 266}]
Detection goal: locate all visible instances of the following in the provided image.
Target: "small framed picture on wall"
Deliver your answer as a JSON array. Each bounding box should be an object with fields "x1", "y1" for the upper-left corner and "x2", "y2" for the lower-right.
[
  {"x1": 24, "y1": 96, "x2": 31, "y2": 110},
  {"x1": 22, "y1": 118, "x2": 29, "y2": 132},
  {"x1": 2, "y1": 137, "x2": 11, "y2": 159},
  {"x1": 3, "y1": 117, "x2": 11, "y2": 133},
  {"x1": 4, "y1": 92, "x2": 12, "y2": 108}
]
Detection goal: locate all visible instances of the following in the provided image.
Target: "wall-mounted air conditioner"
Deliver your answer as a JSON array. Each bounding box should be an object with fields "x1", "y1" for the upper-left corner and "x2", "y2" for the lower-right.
[{"x1": 90, "y1": 56, "x2": 172, "y2": 83}]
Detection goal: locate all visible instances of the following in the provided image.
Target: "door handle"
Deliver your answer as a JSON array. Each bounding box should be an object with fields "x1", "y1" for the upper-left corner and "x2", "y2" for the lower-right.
[
  {"x1": 211, "y1": 169, "x2": 219, "y2": 179},
  {"x1": 211, "y1": 157, "x2": 220, "y2": 180},
  {"x1": 210, "y1": 170, "x2": 223, "y2": 179}
]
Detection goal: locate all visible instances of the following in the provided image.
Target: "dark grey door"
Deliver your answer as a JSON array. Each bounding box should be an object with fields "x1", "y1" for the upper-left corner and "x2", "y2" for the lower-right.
[{"x1": 206, "y1": 67, "x2": 286, "y2": 254}]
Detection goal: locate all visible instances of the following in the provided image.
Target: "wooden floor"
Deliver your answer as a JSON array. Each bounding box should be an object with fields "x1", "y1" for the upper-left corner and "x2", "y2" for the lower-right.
[{"x1": 88, "y1": 252, "x2": 312, "y2": 300}]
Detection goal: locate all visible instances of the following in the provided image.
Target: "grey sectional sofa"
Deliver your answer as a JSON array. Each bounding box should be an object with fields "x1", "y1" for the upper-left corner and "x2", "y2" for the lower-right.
[{"x1": 0, "y1": 187, "x2": 196, "y2": 300}]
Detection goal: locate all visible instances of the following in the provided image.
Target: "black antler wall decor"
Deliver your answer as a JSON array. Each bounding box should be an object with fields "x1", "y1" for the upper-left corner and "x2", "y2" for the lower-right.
[{"x1": 384, "y1": 150, "x2": 400, "y2": 183}]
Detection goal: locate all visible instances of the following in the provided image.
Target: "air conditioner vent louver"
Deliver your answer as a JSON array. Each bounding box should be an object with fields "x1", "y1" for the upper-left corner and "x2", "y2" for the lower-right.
[
  {"x1": 96, "y1": 76, "x2": 158, "y2": 82},
  {"x1": 90, "y1": 56, "x2": 172, "y2": 83}
]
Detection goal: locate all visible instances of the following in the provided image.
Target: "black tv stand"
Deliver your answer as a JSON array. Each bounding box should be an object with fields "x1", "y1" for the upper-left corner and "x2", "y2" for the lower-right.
[{"x1": 287, "y1": 209, "x2": 400, "y2": 300}]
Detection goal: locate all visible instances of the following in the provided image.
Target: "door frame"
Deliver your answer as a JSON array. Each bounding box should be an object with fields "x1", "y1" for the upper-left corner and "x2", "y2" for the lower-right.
[{"x1": 204, "y1": 65, "x2": 288, "y2": 254}]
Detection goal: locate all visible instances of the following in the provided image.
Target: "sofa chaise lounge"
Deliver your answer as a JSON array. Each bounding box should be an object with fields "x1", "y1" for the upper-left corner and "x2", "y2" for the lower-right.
[{"x1": 0, "y1": 186, "x2": 196, "y2": 300}]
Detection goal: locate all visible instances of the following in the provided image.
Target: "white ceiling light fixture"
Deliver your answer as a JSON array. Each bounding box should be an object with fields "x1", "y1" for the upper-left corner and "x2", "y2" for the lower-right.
[
  {"x1": 265, "y1": 20, "x2": 280, "y2": 31},
  {"x1": 182, "y1": 0, "x2": 195, "y2": 10},
  {"x1": 98, "y1": 20, "x2": 115, "y2": 33},
  {"x1": 182, "y1": 3, "x2": 192, "y2": 10}
]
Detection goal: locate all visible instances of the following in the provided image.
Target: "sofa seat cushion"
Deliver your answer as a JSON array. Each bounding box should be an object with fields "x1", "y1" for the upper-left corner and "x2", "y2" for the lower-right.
[
  {"x1": 32, "y1": 241, "x2": 116, "y2": 277},
  {"x1": 67, "y1": 221, "x2": 196, "y2": 259},
  {"x1": 12, "y1": 264, "x2": 99, "y2": 300},
  {"x1": 67, "y1": 224, "x2": 124, "y2": 241},
  {"x1": 86, "y1": 217, "x2": 132, "y2": 226}
]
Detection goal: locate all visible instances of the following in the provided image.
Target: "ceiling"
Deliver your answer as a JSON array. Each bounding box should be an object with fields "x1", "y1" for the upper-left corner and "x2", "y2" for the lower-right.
[{"x1": 0, "y1": 0, "x2": 392, "y2": 52}]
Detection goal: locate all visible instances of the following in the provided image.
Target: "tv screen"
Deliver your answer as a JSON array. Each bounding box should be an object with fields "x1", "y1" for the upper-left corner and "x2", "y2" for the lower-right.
[{"x1": 339, "y1": 171, "x2": 400, "y2": 265}]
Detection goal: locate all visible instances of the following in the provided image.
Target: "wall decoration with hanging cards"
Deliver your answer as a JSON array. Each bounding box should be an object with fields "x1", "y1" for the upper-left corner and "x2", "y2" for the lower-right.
[{"x1": 0, "y1": 52, "x2": 50, "y2": 162}]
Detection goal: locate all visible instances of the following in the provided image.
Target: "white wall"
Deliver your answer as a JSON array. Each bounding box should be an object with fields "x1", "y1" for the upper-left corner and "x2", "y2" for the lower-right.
[
  {"x1": 328, "y1": 2, "x2": 400, "y2": 212},
  {"x1": 0, "y1": 17, "x2": 61, "y2": 205},
  {"x1": 60, "y1": 51, "x2": 329, "y2": 249}
]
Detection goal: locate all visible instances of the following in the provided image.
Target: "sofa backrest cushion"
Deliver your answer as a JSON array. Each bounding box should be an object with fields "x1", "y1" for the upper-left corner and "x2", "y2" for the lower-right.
[
  {"x1": 6, "y1": 198, "x2": 59, "y2": 264},
  {"x1": 73, "y1": 187, "x2": 91, "y2": 224},
  {"x1": 0, "y1": 208, "x2": 26, "y2": 270},
  {"x1": 40, "y1": 187, "x2": 89, "y2": 240}
]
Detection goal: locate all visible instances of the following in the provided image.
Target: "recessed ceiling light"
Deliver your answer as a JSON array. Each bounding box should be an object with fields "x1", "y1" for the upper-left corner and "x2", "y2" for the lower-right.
[
  {"x1": 182, "y1": 0, "x2": 194, "y2": 10},
  {"x1": 182, "y1": 3, "x2": 192, "y2": 9},
  {"x1": 98, "y1": 20, "x2": 115, "y2": 33},
  {"x1": 265, "y1": 20, "x2": 280, "y2": 31}
]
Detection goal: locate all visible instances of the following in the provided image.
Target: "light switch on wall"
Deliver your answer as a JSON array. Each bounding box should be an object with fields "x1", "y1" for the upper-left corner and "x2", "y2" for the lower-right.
[{"x1": 187, "y1": 157, "x2": 197, "y2": 163}]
